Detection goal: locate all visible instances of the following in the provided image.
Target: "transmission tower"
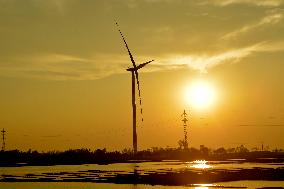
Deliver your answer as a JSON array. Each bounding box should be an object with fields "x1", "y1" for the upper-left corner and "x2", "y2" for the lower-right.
[
  {"x1": 1, "y1": 128, "x2": 6, "y2": 151},
  {"x1": 181, "y1": 110, "x2": 189, "y2": 150}
]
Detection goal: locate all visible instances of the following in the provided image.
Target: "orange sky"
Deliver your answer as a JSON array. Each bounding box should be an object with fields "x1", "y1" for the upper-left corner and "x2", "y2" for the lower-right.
[{"x1": 0, "y1": 0, "x2": 284, "y2": 151}]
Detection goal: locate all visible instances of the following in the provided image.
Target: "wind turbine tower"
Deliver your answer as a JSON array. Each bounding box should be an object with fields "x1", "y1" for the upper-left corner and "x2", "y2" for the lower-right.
[
  {"x1": 181, "y1": 110, "x2": 189, "y2": 150},
  {"x1": 1, "y1": 128, "x2": 6, "y2": 151},
  {"x1": 116, "y1": 22, "x2": 154, "y2": 154}
]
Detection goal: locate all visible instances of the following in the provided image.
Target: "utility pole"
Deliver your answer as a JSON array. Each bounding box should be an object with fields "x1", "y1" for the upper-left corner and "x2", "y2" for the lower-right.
[{"x1": 1, "y1": 128, "x2": 6, "y2": 151}]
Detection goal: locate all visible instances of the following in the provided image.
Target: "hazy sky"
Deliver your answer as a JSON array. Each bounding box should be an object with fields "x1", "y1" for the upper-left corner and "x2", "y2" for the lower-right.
[{"x1": 0, "y1": 0, "x2": 284, "y2": 151}]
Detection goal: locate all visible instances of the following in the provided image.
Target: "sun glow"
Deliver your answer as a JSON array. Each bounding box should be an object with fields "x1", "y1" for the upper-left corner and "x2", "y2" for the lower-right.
[{"x1": 185, "y1": 80, "x2": 216, "y2": 109}]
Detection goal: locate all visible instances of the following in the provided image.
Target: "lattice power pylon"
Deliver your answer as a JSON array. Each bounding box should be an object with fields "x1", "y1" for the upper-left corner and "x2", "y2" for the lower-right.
[
  {"x1": 181, "y1": 110, "x2": 189, "y2": 150},
  {"x1": 1, "y1": 128, "x2": 6, "y2": 151}
]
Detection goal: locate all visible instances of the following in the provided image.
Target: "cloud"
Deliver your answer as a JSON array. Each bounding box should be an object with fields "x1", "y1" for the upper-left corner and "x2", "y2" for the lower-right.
[
  {"x1": 30, "y1": 0, "x2": 72, "y2": 14},
  {"x1": 238, "y1": 124, "x2": 284, "y2": 127},
  {"x1": 206, "y1": 0, "x2": 284, "y2": 7},
  {"x1": 152, "y1": 43, "x2": 263, "y2": 73},
  {"x1": 151, "y1": 40, "x2": 284, "y2": 73},
  {"x1": 29, "y1": 53, "x2": 90, "y2": 64},
  {"x1": 221, "y1": 12, "x2": 283, "y2": 40},
  {"x1": 0, "y1": 53, "x2": 130, "y2": 80},
  {"x1": 257, "y1": 40, "x2": 284, "y2": 51},
  {"x1": 0, "y1": 0, "x2": 71, "y2": 14},
  {"x1": 42, "y1": 134, "x2": 62, "y2": 138},
  {"x1": 0, "y1": 41, "x2": 284, "y2": 80}
]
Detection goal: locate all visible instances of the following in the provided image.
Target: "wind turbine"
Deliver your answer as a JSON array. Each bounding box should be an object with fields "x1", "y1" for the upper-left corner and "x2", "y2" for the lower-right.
[{"x1": 116, "y1": 22, "x2": 154, "y2": 154}]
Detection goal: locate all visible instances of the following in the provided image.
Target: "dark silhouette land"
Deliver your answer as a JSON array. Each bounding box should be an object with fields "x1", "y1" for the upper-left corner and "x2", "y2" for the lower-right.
[
  {"x1": 1, "y1": 147, "x2": 284, "y2": 185},
  {"x1": 1, "y1": 145, "x2": 284, "y2": 166}
]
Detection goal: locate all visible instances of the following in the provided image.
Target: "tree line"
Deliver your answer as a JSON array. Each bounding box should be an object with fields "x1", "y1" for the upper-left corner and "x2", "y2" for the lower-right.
[{"x1": 0, "y1": 145, "x2": 283, "y2": 166}]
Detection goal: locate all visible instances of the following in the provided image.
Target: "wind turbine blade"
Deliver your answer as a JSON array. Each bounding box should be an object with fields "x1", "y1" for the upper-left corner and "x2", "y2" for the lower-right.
[
  {"x1": 115, "y1": 22, "x2": 137, "y2": 69},
  {"x1": 135, "y1": 60, "x2": 153, "y2": 122},
  {"x1": 134, "y1": 59, "x2": 154, "y2": 122},
  {"x1": 134, "y1": 70, "x2": 144, "y2": 122},
  {"x1": 116, "y1": 22, "x2": 149, "y2": 123},
  {"x1": 136, "y1": 60, "x2": 154, "y2": 70}
]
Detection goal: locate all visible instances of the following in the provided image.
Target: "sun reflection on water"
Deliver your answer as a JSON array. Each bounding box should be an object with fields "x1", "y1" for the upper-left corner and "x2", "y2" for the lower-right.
[
  {"x1": 193, "y1": 183, "x2": 214, "y2": 189},
  {"x1": 193, "y1": 184, "x2": 216, "y2": 189},
  {"x1": 189, "y1": 160, "x2": 212, "y2": 169}
]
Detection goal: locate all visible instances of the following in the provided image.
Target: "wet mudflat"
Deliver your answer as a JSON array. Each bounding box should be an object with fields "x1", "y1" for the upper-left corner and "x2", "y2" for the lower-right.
[{"x1": 0, "y1": 182, "x2": 283, "y2": 189}]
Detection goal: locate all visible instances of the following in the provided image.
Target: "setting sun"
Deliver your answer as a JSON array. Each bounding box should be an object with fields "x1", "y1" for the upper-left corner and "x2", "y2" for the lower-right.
[
  {"x1": 1, "y1": 1, "x2": 284, "y2": 188},
  {"x1": 185, "y1": 80, "x2": 216, "y2": 109}
]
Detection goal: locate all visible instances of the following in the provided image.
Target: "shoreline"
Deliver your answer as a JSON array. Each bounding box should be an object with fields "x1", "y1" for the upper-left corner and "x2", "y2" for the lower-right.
[{"x1": 1, "y1": 157, "x2": 284, "y2": 167}]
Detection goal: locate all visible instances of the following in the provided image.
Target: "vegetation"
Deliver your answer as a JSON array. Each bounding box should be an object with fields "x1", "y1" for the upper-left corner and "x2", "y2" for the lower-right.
[{"x1": 1, "y1": 145, "x2": 284, "y2": 166}]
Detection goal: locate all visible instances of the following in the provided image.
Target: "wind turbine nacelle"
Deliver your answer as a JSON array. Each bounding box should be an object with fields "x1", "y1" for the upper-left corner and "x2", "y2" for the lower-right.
[{"x1": 126, "y1": 60, "x2": 154, "y2": 71}]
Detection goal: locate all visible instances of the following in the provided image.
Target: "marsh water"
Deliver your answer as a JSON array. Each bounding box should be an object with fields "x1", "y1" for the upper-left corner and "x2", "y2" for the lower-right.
[{"x1": 1, "y1": 160, "x2": 284, "y2": 188}]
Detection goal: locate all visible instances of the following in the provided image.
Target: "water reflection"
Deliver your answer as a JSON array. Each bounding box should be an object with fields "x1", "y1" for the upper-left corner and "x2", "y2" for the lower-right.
[
  {"x1": 189, "y1": 160, "x2": 212, "y2": 169},
  {"x1": 1, "y1": 161, "x2": 284, "y2": 188},
  {"x1": 132, "y1": 163, "x2": 138, "y2": 189},
  {"x1": 193, "y1": 183, "x2": 214, "y2": 189}
]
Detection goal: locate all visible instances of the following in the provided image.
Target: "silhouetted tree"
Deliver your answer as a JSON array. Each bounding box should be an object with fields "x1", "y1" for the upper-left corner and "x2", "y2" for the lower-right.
[
  {"x1": 214, "y1": 147, "x2": 227, "y2": 155},
  {"x1": 236, "y1": 145, "x2": 249, "y2": 154}
]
